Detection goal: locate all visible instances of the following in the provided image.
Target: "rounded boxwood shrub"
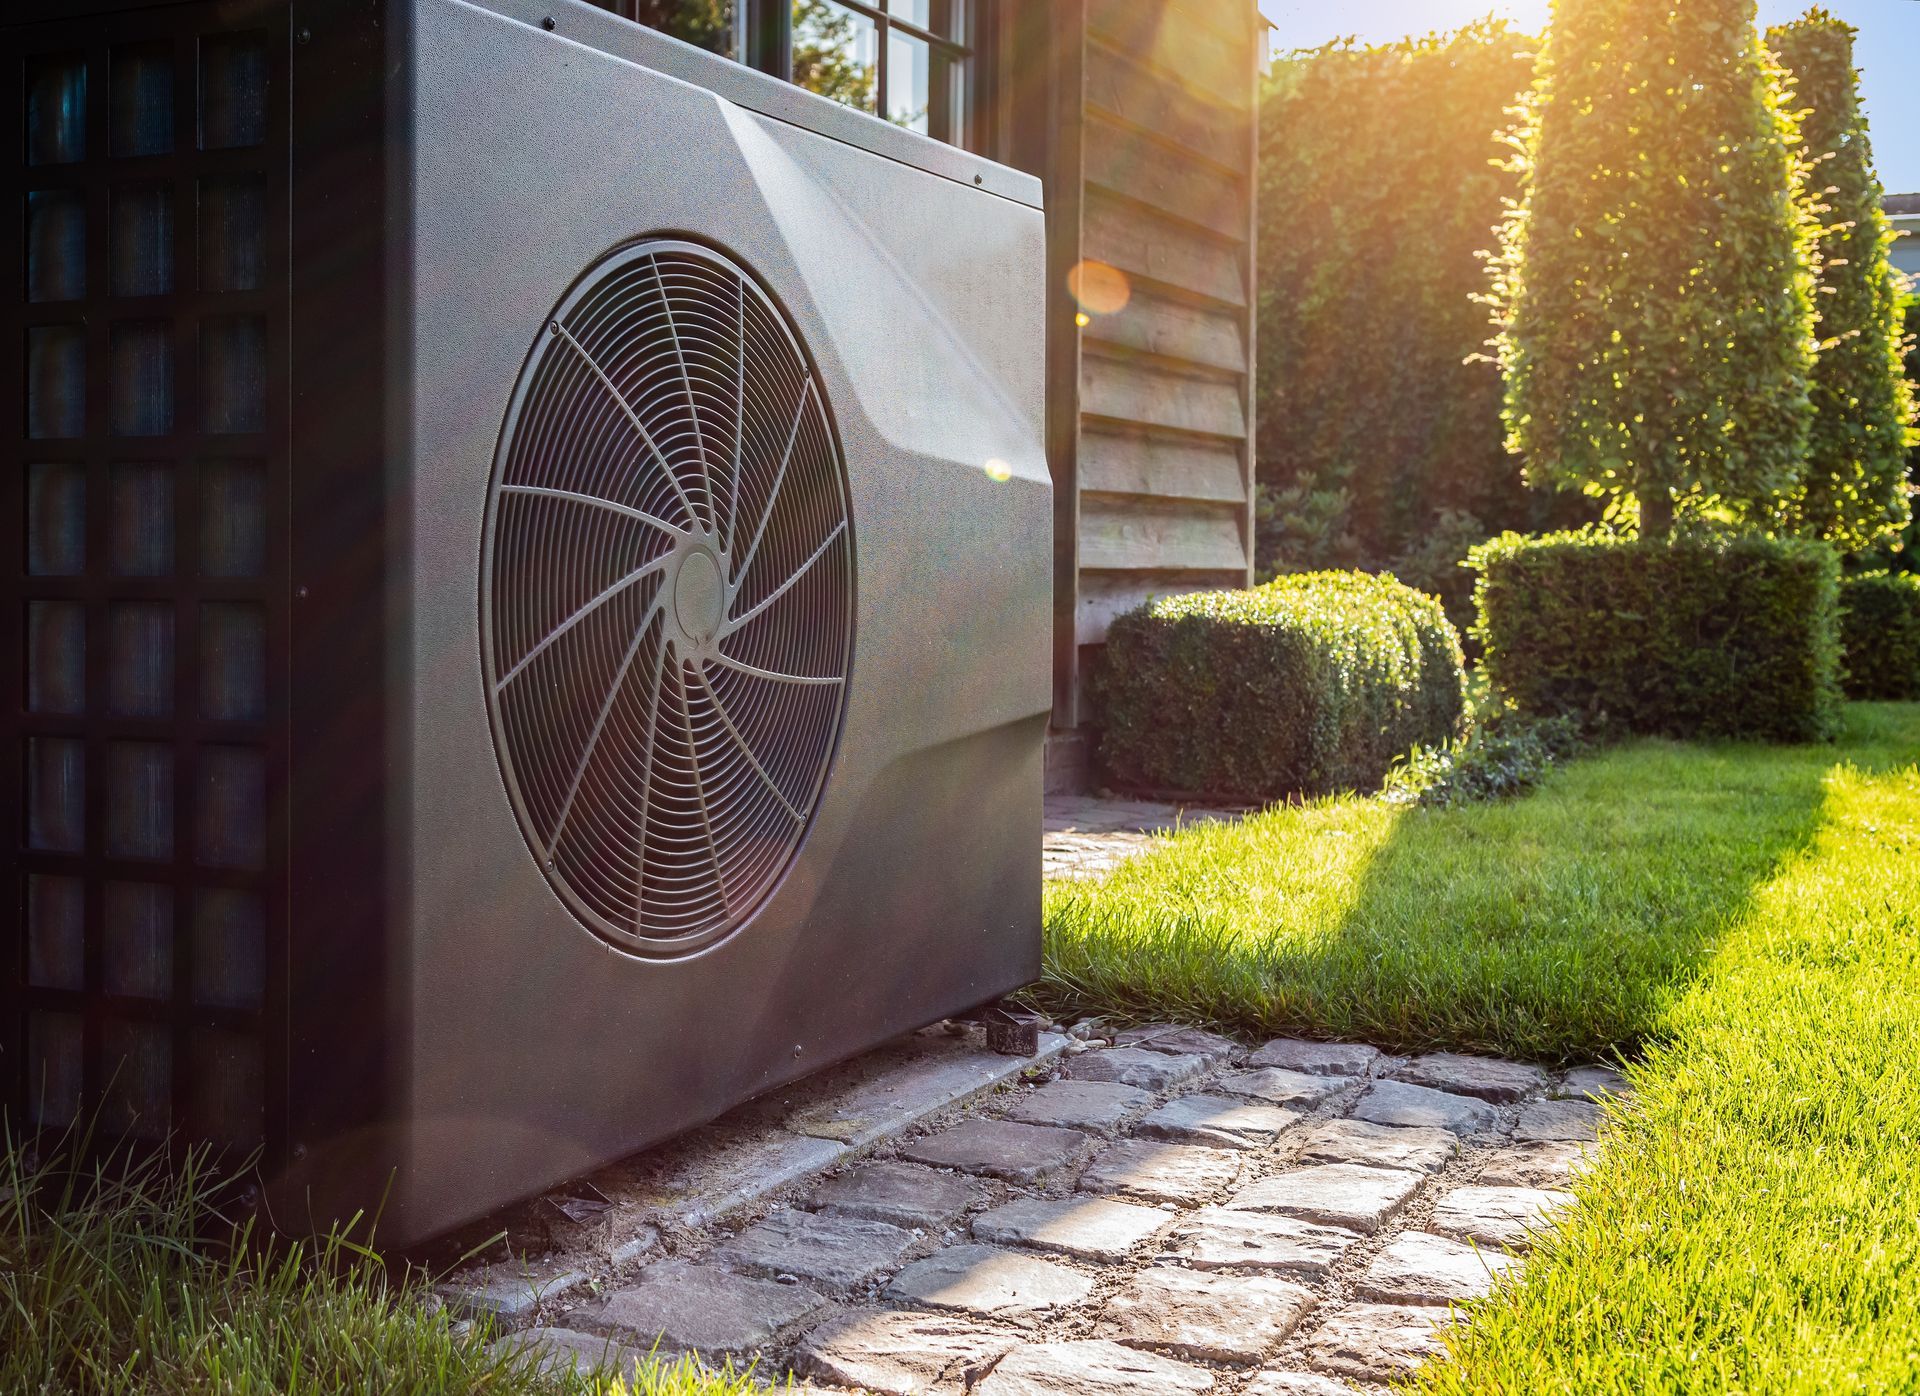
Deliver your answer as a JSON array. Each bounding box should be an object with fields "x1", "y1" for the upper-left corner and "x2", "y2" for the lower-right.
[
  {"x1": 1840, "y1": 571, "x2": 1920, "y2": 699},
  {"x1": 1471, "y1": 530, "x2": 1842, "y2": 742},
  {"x1": 1093, "y1": 571, "x2": 1467, "y2": 800}
]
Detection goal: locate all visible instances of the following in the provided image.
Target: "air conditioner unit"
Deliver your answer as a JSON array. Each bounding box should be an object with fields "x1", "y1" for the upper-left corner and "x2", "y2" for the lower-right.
[{"x1": 4, "y1": 0, "x2": 1050, "y2": 1242}]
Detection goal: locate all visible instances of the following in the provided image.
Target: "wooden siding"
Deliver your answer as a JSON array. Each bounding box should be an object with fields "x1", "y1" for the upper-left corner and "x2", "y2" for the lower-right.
[{"x1": 1063, "y1": 0, "x2": 1260, "y2": 725}]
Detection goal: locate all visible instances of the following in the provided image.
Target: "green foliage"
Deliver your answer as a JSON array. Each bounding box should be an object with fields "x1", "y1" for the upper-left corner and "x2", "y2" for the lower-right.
[
  {"x1": 792, "y1": 0, "x2": 875, "y2": 112},
  {"x1": 1471, "y1": 530, "x2": 1843, "y2": 741},
  {"x1": 1768, "y1": 11, "x2": 1917, "y2": 553},
  {"x1": 1094, "y1": 572, "x2": 1467, "y2": 801},
  {"x1": 1385, "y1": 709, "x2": 1587, "y2": 809},
  {"x1": 1839, "y1": 570, "x2": 1920, "y2": 698},
  {"x1": 631, "y1": 0, "x2": 731, "y2": 55},
  {"x1": 1256, "y1": 23, "x2": 1576, "y2": 588},
  {"x1": 1491, "y1": 0, "x2": 1818, "y2": 536},
  {"x1": 0, "y1": 1134, "x2": 762, "y2": 1395}
]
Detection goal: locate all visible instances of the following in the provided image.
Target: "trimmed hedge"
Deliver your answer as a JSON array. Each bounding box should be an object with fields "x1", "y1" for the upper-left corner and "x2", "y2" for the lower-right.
[
  {"x1": 1840, "y1": 572, "x2": 1920, "y2": 699},
  {"x1": 1094, "y1": 572, "x2": 1467, "y2": 801},
  {"x1": 1471, "y1": 532, "x2": 1842, "y2": 742}
]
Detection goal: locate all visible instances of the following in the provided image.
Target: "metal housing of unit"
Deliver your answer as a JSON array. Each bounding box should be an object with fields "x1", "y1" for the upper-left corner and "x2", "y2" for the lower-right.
[{"x1": 3, "y1": 0, "x2": 1050, "y2": 1242}]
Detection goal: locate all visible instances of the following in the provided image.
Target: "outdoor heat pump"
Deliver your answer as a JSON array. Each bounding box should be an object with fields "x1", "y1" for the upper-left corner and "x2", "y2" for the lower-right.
[{"x1": 4, "y1": 0, "x2": 1050, "y2": 1241}]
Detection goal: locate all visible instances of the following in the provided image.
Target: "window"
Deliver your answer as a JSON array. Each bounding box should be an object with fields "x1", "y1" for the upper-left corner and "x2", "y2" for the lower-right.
[{"x1": 600, "y1": 0, "x2": 980, "y2": 150}]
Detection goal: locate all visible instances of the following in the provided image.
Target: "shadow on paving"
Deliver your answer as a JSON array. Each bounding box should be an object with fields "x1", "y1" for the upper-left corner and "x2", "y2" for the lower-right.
[{"x1": 1040, "y1": 705, "x2": 1920, "y2": 1064}]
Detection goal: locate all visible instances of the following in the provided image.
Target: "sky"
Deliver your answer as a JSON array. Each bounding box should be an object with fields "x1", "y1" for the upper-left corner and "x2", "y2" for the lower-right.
[{"x1": 1256, "y1": 0, "x2": 1920, "y2": 195}]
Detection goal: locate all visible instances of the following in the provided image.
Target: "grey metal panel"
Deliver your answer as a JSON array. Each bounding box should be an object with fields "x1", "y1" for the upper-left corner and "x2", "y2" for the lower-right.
[{"x1": 381, "y1": 0, "x2": 1049, "y2": 1239}]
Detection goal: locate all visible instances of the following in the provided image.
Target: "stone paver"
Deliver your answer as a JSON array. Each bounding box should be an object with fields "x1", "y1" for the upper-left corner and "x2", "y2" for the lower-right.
[
  {"x1": 901, "y1": 1119, "x2": 1092, "y2": 1185},
  {"x1": 1243, "y1": 1374, "x2": 1359, "y2": 1396},
  {"x1": 710, "y1": 1208, "x2": 917, "y2": 1293},
  {"x1": 1554, "y1": 1065, "x2": 1631, "y2": 1099},
  {"x1": 1351, "y1": 1079, "x2": 1499, "y2": 1134},
  {"x1": 1116, "y1": 1025, "x2": 1240, "y2": 1060},
  {"x1": 1393, "y1": 1053, "x2": 1547, "y2": 1104},
  {"x1": 1303, "y1": 1303, "x2": 1449, "y2": 1383},
  {"x1": 589, "y1": 1261, "x2": 832, "y2": 1359},
  {"x1": 1227, "y1": 1164, "x2": 1425, "y2": 1235},
  {"x1": 1102, "y1": 1267, "x2": 1317, "y2": 1364},
  {"x1": 810, "y1": 1161, "x2": 980, "y2": 1230},
  {"x1": 1004, "y1": 1080, "x2": 1152, "y2": 1135},
  {"x1": 1292, "y1": 1118, "x2": 1458, "y2": 1175},
  {"x1": 1171, "y1": 1207, "x2": 1364, "y2": 1279},
  {"x1": 1136, "y1": 1094, "x2": 1298, "y2": 1151},
  {"x1": 489, "y1": 1328, "x2": 642, "y2": 1380},
  {"x1": 1355, "y1": 1230, "x2": 1519, "y2": 1304},
  {"x1": 973, "y1": 1195, "x2": 1170, "y2": 1262},
  {"x1": 1430, "y1": 1185, "x2": 1575, "y2": 1252},
  {"x1": 1064, "y1": 1047, "x2": 1211, "y2": 1092},
  {"x1": 1080, "y1": 1139, "x2": 1241, "y2": 1206},
  {"x1": 1215, "y1": 1067, "x2": 1347, "y2": 1109},
  {"x1": 976, "y1": 1338, "x2": 1215, "y2": 1395},
  {"x1": 796, "y1": 1309, "x2": 1018, "y2": 1395},
  {"x1": 1478, "y1": 1141, "x2": 1592, "y2": 1189},
  {"x1": 1514, "y1": 1098, "x2": 1603, "y2": 1142},
  {"x1": 1247, "y1": 1040, "x2": 1380, "y2": 1077},
  {"x1": 440, "y1": 1264, "x2": 588, "y2": 1323},
  {"x1": 885, "y1": 1244, "x2": 1093, "y2": 1325}
]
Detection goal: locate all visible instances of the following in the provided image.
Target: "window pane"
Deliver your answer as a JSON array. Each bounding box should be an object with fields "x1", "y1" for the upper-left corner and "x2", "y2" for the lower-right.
[
  {"x1": 793, "y1": 0, "x2": 877, "y2": 113},
  {"x1": 631, "y1": 0, "x2": 733, "y2": 56},
  {"x1": 886, "y1": 28, "x2": 931, "y2": 134}
]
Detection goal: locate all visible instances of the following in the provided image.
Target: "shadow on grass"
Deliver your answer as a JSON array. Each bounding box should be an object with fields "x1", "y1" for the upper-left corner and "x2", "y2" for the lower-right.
[{"x1": 1038, "y1": 704, "x2": 1920, "y2": 1063}]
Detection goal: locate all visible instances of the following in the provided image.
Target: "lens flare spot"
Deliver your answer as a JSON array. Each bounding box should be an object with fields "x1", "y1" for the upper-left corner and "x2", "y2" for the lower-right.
[
  {"x1": 1067, "y1": 260, "x2": 1130, "y2": 316},
  {"x1": 983, "y1": 458, "x2": 1013, "y2": 482},
  {"x1": 1075, "y1": 312, "x2": 1091, "y2": 328}
]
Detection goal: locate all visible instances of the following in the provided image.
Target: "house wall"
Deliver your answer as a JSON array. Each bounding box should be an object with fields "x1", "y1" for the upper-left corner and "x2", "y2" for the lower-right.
[{"x1": 999, "y1": 0, "x2": 1261, "y2": 788}]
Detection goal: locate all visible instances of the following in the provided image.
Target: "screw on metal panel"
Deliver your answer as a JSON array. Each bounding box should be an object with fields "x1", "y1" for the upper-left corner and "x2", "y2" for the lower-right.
[
  {"x1": 292, "y1": 1142, "x2": 308, "y2": 1161},
  {"x1": 542, "y1": 15, "x2": 556, "y2": 29},
  {"x1": 974, "y1": 174, "x2": 983, "y2": 185},
  {"x1": 295, "y1": 585, "x2": 309, "y2": 599},
  {"x1": 792, "y1": 1044, "x2": 803, "y2": 1058},
  {"x1": 297, "y1": 28, "x2": 311, "y2": 44}
]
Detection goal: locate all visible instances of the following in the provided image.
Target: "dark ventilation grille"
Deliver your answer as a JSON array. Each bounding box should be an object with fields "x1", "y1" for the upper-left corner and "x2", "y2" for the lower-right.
[{"x1": 484, "y1": 241, "x2": 853, "y2": 956}]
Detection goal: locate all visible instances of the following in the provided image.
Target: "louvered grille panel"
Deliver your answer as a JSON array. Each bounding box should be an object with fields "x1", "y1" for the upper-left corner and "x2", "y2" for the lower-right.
[
  {"x1": 4, "y1": 6, "x2": 288, "y2": 1157},
  {"x1": 483, "y1": 242, "x2": 853, "y2": 957}
]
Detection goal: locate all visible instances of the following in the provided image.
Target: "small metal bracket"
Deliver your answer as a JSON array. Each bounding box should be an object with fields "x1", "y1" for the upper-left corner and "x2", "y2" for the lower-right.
[{"x1": 980, "y1": 1004, "x2": 1043, "y2": 1057}]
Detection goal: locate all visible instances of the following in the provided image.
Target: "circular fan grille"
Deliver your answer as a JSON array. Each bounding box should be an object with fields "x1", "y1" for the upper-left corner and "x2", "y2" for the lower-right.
[{"x1": 482, "y1": 240, "x2": 853, "y2": 957}]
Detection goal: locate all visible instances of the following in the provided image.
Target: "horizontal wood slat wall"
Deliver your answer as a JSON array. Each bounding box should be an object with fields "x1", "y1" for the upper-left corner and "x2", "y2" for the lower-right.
[{"x1": 1061, "y1": 0, "x2": 1259, "y2": 727}]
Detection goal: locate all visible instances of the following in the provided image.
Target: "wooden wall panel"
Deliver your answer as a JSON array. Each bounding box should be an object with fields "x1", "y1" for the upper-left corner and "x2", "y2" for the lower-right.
[
  {"x1": 1083, "y1": 39, "x2": 1246, "y2": 169},
  {"x1": 1083, "y1": 285, "x2": 1245, "y2": 375},
  {"x1": 1079, "y1": 426, "x2": 1245, "y2": 504},
  {"x1": 1082, "y1": 188, "x2": 1246, "y2": 308},
  {"x1": 1085, "y1": 0, "x2": 1250, "y2": 108},
  {"x1": 1081, "y1": 352, "x2": 1246, "y2": 441},
  {"x1": 1082, "y1": 112, "x2": 1244, "y2": 240},
  {"x1": 1079, "y1": 496, "x2": 1248, "y2": 573},
  {"x1": 1076, "y1": 568, "x2": 1247, "y2": 647}
]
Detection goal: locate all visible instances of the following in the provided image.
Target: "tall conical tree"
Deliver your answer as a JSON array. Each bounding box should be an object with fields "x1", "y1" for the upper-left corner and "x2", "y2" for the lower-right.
[
  {"x1": 1489, "y1": 0, "x2": 1818, "y2": 538},
  {"x1": 1768, "y1": 9, "x2": 1916, "y2": 554}
]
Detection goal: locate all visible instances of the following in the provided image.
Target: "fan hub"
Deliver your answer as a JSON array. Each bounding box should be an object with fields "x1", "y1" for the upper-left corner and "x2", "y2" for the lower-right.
[{"x1": 672, "y1": 546, "x2": 726, "y2": 646}]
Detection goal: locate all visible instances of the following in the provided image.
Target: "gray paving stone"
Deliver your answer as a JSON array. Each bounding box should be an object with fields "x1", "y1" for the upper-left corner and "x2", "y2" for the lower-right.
[
  {"x1": 1292, "y1": 1118, "x2": 1458, "y2": 1175},
  {"x1": 972, "y1": 1195, "x2": 1170, "y2": 1262},
  {"x1": 1064, "y1": 1047, "x2": 1211, "y2": 1091},
  {"x1": 1170, "y1": 1207, "x2": 1364, "y2": 1279},
  {"x1": 901, "y1": 1119, "x2": 1092, "y2": 1184},
  {"x1": 1478, "y1": 1141, "x2": 1593, "y2": 1189},
  {"x1": 1242, "y1": 1374, "x2": 1359, "y2": 1396},
  {"x1": 1514, "y1": 1098, "x2": 1603, "y2": 1142},
  {"x1": 1303, "y1": 1303, "x2": 1449, "y2": 1383},
  {"x1": 1116, "y1": 1025, "x2": 1240, "y2": 1061},
  {"x1": 1351, "y1": 1079, "x2": 1499, "y2": 1134},
  {"x1": 1079, "y1": 1139, "x2": 1242, "y2": 1206},
  {"x1": 976, "y1": 1338, "x2": 1215, "y2": 1395},
  {"x1": 1102, "y1": 1266, "x2": 1316, "y2": 1364},
  {"x1": 489, "y1": 1328, "x2": 645, "y2": 1380},
  {"x1": 1554, "y1": 1065, "x2": 1631, "y2": 1099},
  {"x1": 1136, "y1": 1094, "x2": 1298, "y2": 1151},
  {"x1": 809, "y1": 1161, "x2": 980, "y2": 1230},
  {"x1": 1355, "y1": 1230, "x2": 1520, "y2": 1304},
  {"x1": 1430, "y1": 1185, "x2": 1575, "y2": 1252},
  {"x1": 796, "y1": 1308, "x2": 1019, "y2": 1395},
  {"x1": 1392, "y1": 1052, "x2": 1547, "y2": 1104},
  {"x1": 784, "y1": 1034, "x2": 1071, "y2": 1150},
  {"x1": 1225, "y1": 1164, "x2": 1425, "y2": 1235},
  {"x1": 1214, "y1": 1067, "x2": 1347, "y2": 1109},
  {"x1": 590, "y1": 1260, "x2": 832, "y2": 1359},
  {"x1": 438, "y1": 1263, "x2": 589, "y2": 1325},
  {"x1": 710, "y1": 1208, "x2": 918, "y2": 1292},
  {"x1": 1004, "y1": 1080, "x2": 1152, "y2": 1135},
  {"x1": 1246, "y1": 1040, "x2": 1380, "y2": 1077},
  {"x1": 885, "y1": 1244, "x2": 1093, "y2": 1326}
]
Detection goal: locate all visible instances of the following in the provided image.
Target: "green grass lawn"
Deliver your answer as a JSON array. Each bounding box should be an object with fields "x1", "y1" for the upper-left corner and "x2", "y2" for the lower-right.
[{"x1": 1044, "y1": 702, "x2": 1920, "y2": 1393}]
